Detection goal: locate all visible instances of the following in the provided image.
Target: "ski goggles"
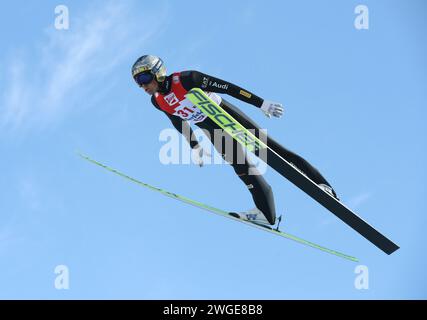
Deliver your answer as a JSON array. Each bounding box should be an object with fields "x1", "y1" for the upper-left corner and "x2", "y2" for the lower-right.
[{"x1": 134, "y1": 72, "x2": 154, "y2": 86}]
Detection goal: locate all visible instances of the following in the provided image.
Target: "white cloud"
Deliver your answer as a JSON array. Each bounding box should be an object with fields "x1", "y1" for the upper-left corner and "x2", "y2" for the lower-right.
[
  {"x1": 240, "y1": 2, "x2": 258, "y2": 23},
  {"x1": 317, "y1": 191, "x2": 374, "y2": 229},
  {"x1": 0, "y1": 1, "x2": 169, "y2": 134},
  {"x1": 1, "y1": 57, "x2": 29, "y2": 129},
  {"x1": 18, "y1": 177, "x2": 42, "y2": 212},
  {"x1": 347, "y1": 191, "x2": 373, "y2": 209},
  {"x1": 0, "y1": 225, "x2": 16, "y2": 251}
]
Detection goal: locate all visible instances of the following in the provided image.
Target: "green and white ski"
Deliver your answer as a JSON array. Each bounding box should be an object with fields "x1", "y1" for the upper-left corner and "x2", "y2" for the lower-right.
[{"x1": 79, "y1": 153, "x2": 358, "y2": 262}]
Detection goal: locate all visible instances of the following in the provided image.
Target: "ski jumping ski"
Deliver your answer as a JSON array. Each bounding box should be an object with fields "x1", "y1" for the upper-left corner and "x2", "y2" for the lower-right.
[
  {"x1": 79, "y1": 153, "x2": 358, "y2": 262},
  {"x1": 186, "y1": 88, "x2": 399, "y2": 255}
]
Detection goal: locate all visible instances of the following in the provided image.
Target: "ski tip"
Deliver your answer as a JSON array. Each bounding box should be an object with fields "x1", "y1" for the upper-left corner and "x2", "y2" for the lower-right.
[
  {"x1": 76, "y1": 150, "x2": 87, "y2": 158},
  {"x1": 385, "y1": 244, "x2": 400, "y2": 255}
]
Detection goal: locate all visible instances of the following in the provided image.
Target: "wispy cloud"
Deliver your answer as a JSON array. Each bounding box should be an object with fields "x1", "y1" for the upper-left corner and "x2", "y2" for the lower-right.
[
  {"x1": 317, "y1": 191, "x2": 374, "y2": 228},
  {"x1": 0, "y1": 226, "x2": 20, "y2": 255},
  {"x1": 240, "y1": 1, "x2": 258, "y2": 23},
  {"x1": 18, "y1": 177, "x2": 42, "y2": 212},
  {"x1": 0, "y1": 1, "x2": 169, "y2": 134},
  {"x1": 347, "y1": 191, "x2": 373, "y2": 209},
  {"x1": 0, "y1": 176, "x2": 41, "y2": 256}
]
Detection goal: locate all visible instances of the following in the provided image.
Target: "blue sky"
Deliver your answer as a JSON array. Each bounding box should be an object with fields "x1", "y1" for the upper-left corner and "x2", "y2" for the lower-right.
[{"x1": 0, "y1": 0, "x2": 426, "y2": 299}]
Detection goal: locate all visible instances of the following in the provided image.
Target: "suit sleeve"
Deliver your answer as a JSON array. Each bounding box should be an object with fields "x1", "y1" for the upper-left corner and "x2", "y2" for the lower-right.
[
  {"x1": 179, "y1": 70, "x2": 264, "y2": 108},
  {"x1": 151, "y1": 96, "x2": 199, "y2": 149}
]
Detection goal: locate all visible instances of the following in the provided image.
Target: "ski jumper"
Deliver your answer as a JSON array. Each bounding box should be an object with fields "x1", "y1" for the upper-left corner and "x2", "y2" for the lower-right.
[{"x1": 151, "y1": 71, "x2": 333, "y2": 225}]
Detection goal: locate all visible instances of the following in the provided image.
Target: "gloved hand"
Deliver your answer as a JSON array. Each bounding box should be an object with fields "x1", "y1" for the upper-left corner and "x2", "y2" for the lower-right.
[
  {"x1": 260, "y1": 100, "x2": 284, "y2": 118},
  {"x1": 191, "y1": 145, "x2": 211, "y2": 167}
]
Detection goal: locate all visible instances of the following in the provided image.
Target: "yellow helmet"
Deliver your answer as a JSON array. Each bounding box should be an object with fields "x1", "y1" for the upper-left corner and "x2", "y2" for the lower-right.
[{"x1": 131, "y1": 55, "x2": 167, "y2": 84}]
